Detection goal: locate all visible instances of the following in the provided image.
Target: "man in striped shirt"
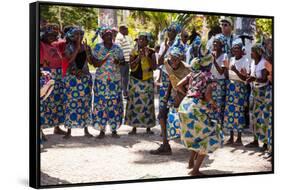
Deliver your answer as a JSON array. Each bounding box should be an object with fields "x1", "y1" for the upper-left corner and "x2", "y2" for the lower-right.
[{"x1": 115, "y1": 24, "x2": 133, "y2": 98}]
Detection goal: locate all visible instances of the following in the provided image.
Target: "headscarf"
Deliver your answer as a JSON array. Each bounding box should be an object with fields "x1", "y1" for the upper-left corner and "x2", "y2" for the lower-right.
[
  {"x1": 232, "y1": 38, "x2": 243, "y2": 49},
  {"x1": 138, "y1": 32, "x2": 152, "y2": 42},
  {"x1": 99, "y1": 26, "x2": 113, "y2": 38},
  {"x1": 40, "y1": 24, "x2": 59, "y2": 40},
  {"x1": 166, "y1": 22, "x2": 182, "y2": 34},
  {"x1": 169, "y1": 46, "x2": 184, "y2": 58},
  {"x1": 213, "y1": 34, "x2": 225, "y2": 45},
  {"x1": 252, "y1": 43, "x2": 265, "y2": 57},
  {"x1": 65, "y1": 27, "x2": 84, "y2": 41}
]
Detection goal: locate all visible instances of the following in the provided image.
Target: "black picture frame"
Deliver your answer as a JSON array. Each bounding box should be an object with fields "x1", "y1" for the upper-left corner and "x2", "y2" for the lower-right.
[{"x1": 30, "y1": 1, "x2": 274, "y2": 189}]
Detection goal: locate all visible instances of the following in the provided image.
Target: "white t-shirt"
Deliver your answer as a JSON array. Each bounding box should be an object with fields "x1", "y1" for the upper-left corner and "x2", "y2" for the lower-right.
[
  {"x1": 250, "y1": 57, "x2": 268, "y2": 87},
  {"x1": 228, "y1": 56, "x2": 250, "y2": 82},
  {"x1": 211, "y1": 53, "x2": 228, "y2": 80}
]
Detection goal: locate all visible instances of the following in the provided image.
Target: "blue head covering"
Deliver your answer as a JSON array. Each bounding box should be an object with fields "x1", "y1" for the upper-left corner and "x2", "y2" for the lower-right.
[
  {"x1": 166, "y1": 22, "x2": 182, "y2": 34},
  {"x1": 169, "y1": 46, "x2": 184, "y2": 58},
  {"x1": 232, "y1": 38, "x2": 243, "y2": 49},
  {"x1": 138, "y1": 32, "x2": 152, "y2": 42},
  {"x1": 252, "y1": 43, "x2": 265, "y2": 57},
  {"x1": 40, "y1": 24, "x2": 59, "y2": 40},
  {"x1": 214, "y1": 34, "x2": 225, "y2": 45},
  {"x1": 66, "y1": 27, "x2": 84, "y2": 41}
]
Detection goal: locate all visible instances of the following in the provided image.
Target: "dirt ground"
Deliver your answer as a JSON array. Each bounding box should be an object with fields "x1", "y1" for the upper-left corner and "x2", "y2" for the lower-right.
[
  {"x1": 41, "y1": 125, "x2": 272, "y2": 186},
  {"x1": 40, "y1": 87, "x2": 272, "y2": 186}
]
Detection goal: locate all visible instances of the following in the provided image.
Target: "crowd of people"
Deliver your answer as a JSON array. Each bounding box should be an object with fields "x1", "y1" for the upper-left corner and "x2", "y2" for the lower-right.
[{"x1": 39, "y1": 16, "x2": 273, "y2": 176}]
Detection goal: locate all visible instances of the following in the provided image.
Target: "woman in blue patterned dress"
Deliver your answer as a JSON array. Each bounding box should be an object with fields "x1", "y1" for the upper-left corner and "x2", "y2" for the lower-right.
[
  {"x1": 125, "y1": 32, "x2": 157, "y2": 135},
  {"x1": 92, "y1": 27, "x2": 125, "y2": 138},
  {"x1": 245, "y1": 44, "x2": 269, "y2": 150},
  {"x1": 224, "y1": 40, "x2": 250, "y2": 146},
  {"x1": 40, "y1": 24, "x2": 67, "y2": 139},
  {"x1": 62, "y1": 27, "x2": 93, "y2": 139},
  {"x1": 177, "y1": 57, "x2": 223, "y2": 176},
  {"x1": 209, "y1": 34, "x2": 228, "y2": 129}
]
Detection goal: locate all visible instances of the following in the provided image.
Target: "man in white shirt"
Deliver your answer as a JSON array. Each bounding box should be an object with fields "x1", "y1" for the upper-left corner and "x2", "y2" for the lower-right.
[{"x1": 115, "y1": 24, "x2": 133, "y2": 98}]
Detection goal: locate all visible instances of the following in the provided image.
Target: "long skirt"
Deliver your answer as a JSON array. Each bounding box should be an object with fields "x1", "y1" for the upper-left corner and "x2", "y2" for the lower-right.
[
  {"x1": 209, "y1": 79, "x2": 226, "y2": 126},
  {"x1": 167, "y1": 107, "x2": 181, "y2": 140},
  {"x1": 179, "y1": 97, "x2": 224, "y2": 154},
  {"x1": 265, "y1": 85, "x2": 272, "y2": 152},
  {"x1": 159, "y1": 71, "x2": 174, "y2": 110},
  {"x1": 63, "y1": 74, "x2": 93, "y2": 128},
  {"x1": 224, "y1": 80, "x2": 247, "y2": 133},
  {"x1": 40, "y1": 68, "x2": 65, "y2": 128},
  {"x1": 252, "y1": 85, "x2": 269, "y2": 144},
  {"x1": 125, "y1": 77, "x2": 156, "y2": 128},
  {"x1": 92, "y1": 78, "x2": 123, "y2": 132}
]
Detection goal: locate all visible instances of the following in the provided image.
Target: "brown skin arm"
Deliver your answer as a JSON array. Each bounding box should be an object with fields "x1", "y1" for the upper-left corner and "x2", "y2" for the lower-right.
[
  {"x1": 213, "y1": 56, "x2": 226, "y2": 75},
  {"x1": 231, "y1": 65, "x2": 247, "y2": 81},
  {"x1": 92, "y1": 53, "x2": 110, "y2": 67},
  {"x1": 176, "y1": 75, "x2": 190, "y2": 96},
  {"x1": 247, "y1": 69, "x2": 268, "y2": 83},
  {"x1": 147, "y1": 50, "x2": 157, "y2": 70},
  {"x1": 129, "y1": 54, "x2": 141, "y2": 70}
]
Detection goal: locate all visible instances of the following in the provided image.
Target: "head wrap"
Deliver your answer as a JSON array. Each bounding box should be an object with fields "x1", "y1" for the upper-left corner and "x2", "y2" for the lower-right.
[
  {"x1": 65, "y1": 27, "x2": 84, "y2": 41},
  {"x1": 138, "y1": 32, "x2": 152, "y2": 42},
  {"x1": 40, "y1": 24, "x2": 59, "y2": 40},
  {"x1": 166, "y1": 22, "x2": 182, "y2": 34},
  {"x1": 232, "y1": 38, "x2": 243, "y2": 49},
  {"x1": 169, "y1": 46, "x2": 184, "y2": 58},
  {"x1": 252, "y1": 43, "x2": 265, "y2": 57},
  {"x1": 99, "y1": 26, "x2": 113, "y2": 38},
  {"x1": 213, "y1": 34, "x2": 225, "y2": 45}
]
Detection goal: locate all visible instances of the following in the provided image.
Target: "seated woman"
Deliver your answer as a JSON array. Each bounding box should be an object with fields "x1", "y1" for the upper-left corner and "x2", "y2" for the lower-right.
[
  {"x1": 125, "y1": 32, "x2": 157, "y2": 135},
  {"x1": 177, "y1": 57, "x2": 223, "y2": 176}
]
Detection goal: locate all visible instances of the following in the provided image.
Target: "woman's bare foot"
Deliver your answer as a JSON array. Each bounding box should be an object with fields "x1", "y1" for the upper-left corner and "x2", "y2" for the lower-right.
[
  {"x1": 63, "y1": 134, "x2": 71, "y2": 139},
  {"x1": 54, "y1": 126, "x2": 67, "y2": 135},
  {"x1": 188, "y1": 170, "x2": 205, "y2": 176},
  {"x1": 84, "y1": 127, "x2": 93, "y2": 138},
  {"x1": 188, "y1": 160, "x2": 194, "y2": 169}
]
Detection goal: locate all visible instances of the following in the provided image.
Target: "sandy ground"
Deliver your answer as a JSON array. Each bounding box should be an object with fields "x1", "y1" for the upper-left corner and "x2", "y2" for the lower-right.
[
  {"x1": 41, "y1": 125, "x2": 272, "y2": 186},
  {"x1": 40, "y1": 83, "x2": 272, "y2": 186}
]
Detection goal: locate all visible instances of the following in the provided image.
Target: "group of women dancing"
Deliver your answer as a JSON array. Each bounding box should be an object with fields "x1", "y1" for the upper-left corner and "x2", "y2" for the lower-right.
[{"x1": 39, "y1": 17, "x2": 273, "y2": 175}]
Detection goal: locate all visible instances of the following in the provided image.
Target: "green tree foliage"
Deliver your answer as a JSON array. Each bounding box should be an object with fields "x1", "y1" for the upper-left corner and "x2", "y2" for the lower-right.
[
  {"x1": 40, "y1": 5, "x2": 98, "y2": 31},
  {"x1": 256, "y1": 18, "x2": 272, "y2": 40}
]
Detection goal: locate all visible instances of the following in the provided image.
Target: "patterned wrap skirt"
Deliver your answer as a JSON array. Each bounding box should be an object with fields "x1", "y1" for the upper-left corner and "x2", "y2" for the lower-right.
[
  {"x1": 265, "y1": 85, "x2": 272, "y2": 152},
  {"x1": 40, "y1": 68, "x2": 65, "y2": 128},
  {"x1": 63, "y1": 74, "x2": 93, "y2": 128},
  {"x1": 209, "y1": 79, "x2": 226, "y2": 126},
  {"x1": 167, "y1": 107, "x2": 181, "y2": 140},
  {"x1": 252, "y1": 85, "x2": 269, "y2": 144},
  {"x1": 224, "y1": 80, "x2": 247, "y2": 133},
  {"x1": 179, "y1": 97, "x2": 224, "y2": 155},
  {"x1": 125, "y1": 77, "x2": 156, "y2": 128},
  {"x1": 92, "y1": 78, "x2": 123, "y2": 132},
  {"x1": 159, "y1": 72, "x2": 174, "y2": 111}
]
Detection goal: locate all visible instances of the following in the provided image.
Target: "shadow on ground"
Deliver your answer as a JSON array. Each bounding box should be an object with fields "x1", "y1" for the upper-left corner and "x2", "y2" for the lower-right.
[{"x1": 40, "y1": 172, "x2": 71, "y2": 186}]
